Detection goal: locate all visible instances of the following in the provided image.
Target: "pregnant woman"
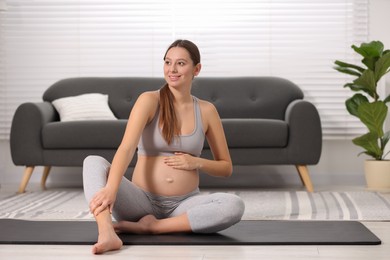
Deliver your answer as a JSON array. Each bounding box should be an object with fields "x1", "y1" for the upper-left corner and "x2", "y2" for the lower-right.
[{"x1": 83, "y1": 39, "x2": 245, "y2": 254}]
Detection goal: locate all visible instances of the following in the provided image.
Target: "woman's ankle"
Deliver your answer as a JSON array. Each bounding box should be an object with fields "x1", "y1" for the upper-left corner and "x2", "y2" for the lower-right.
[{"x1": 95, "y1": 209, "x2": 114, "y2": 232}]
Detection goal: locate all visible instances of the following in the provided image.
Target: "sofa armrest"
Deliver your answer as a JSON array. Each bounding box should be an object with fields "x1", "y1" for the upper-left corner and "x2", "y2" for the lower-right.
[
  {"x1": 285, "y1": 100, "x2": 322, "y2": 164},
  {"x1": 10, "y1": 102, "x2": 58, "y2": 166}
]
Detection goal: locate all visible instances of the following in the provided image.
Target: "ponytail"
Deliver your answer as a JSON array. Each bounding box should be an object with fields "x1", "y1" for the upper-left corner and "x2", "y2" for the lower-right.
[{"x1": 159, "y1": 84, "x2": 179, "y2": 144}]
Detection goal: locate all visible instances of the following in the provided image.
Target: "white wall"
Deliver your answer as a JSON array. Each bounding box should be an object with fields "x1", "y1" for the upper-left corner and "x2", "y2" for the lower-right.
[{"x1": 1, "y1": 0, "x2": 389, "y2": 190}]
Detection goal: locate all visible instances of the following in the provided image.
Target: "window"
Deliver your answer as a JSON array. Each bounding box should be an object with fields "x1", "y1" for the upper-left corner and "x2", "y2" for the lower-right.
[{"x1": 0, "y1": 0, "x2": 368, "y2": 139}]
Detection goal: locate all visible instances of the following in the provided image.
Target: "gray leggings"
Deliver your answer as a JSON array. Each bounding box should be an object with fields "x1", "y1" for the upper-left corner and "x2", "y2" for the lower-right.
[{"x1": 82, "y1": 155, "x2": 245, "y2": 233}]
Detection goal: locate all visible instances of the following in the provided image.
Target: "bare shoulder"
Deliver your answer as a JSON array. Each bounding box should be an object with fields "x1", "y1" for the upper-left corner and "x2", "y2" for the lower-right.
[
  {"x1": 198, "y1": 99, "x2": 219, "y2": 117},
  {"x1": 135, "y1": 90, "x2": 159, "y2": 110},
  {"x1": 130, "y1": 90, "x2": 159, "y2": 121},
  {"x1": 137, "y1": 90, "x2": 159, "y2": 104},
  {"x1": 197, "y1": 99, "x2": 222, "y2": 133}
]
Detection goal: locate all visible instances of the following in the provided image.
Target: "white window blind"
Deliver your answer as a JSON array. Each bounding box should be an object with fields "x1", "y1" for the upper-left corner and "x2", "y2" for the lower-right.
[{"x1": 0, "y1": 0, "x2": 368, "y2": 140}]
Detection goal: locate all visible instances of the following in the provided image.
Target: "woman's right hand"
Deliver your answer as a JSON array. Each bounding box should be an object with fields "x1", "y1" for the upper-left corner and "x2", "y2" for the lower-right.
[{"x1": 89, "y1": 186, "x2": 117, "y2": 217}]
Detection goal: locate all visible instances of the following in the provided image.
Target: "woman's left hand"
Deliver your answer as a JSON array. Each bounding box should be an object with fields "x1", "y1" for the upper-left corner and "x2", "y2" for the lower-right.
[{"x1": 164, "y1": 152, "x2": 200, "y2": 171}]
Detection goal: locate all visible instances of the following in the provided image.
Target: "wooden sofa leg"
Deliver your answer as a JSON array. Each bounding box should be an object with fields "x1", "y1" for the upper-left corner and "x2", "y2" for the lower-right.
[
  {"x1": 18, "y1": 166, "x2": 35, "y2": 193},
  {"x1": 41, "y1": 166, "x2": 51, "y2": 190},
  {"x1": 295, "y1": 165, "x2": 314, "y2": 192}
]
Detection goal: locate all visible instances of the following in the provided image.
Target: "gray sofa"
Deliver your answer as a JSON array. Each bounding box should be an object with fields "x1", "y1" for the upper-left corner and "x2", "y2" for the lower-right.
[{"x1": 10, "y1": 77, "x2": 322, "y2": 193}]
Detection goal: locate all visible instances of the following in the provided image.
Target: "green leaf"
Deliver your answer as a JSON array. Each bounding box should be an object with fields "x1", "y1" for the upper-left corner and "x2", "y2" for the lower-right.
[
  {"x1": 374, "y1": 52, "x2": 390, "y2": 81},
  {"x1": 345, "y1": 94, "x2": 368, "y2": 117},
  {"x1": 357, "y1": 101, "x2": 387, "y2": 137},
  {"x1": 343, "y1": 83, "x2": 370, "y2": 93},
  {"x1": 353, "y1": 70, "x2": 377, "y2": 98},
  {"x1": 381, "y1": 130, "x2": 390, "y2": 151},
  {"x1": 353, "y1": 132, "x2": 382, "y2": 160},
  {"x1": 343, "y1": 83, "x2": 355, "y2": 89},
  {"x1": 334, "y1": 60, "x2": 365, "y2": 73},
  {"x1": 334, "y1": 66, "x2": 362, "y2": 77},
  {"x1": 352, "y1": 41, "x2": 384, "y2": 71},
  {"x1": 362, "y1": 57, "x2": 379, "y2": 71},
  {"x1": 352, "y1": 41, "x2": 384, "y2": 58}
]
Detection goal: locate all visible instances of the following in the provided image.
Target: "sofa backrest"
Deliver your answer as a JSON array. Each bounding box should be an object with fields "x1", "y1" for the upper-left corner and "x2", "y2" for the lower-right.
[
  {"x1": 43, "y1": 77, "x2": 304, "y2": 120},
  {"x1": 43, "y1": 77, "x2": 165, "y2": 120},
  {"x1": 192, "y1": 77, "x2": 303, "y2": 119}
]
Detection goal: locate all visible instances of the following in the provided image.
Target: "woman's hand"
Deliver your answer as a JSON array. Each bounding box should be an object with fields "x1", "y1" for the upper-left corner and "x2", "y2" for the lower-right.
[
  {"x1": 89, "y1": 186, "x2": 117, "y2": 217},
  {"x1": 164, "y1": 152, "x2": 201, "y2": 171}
]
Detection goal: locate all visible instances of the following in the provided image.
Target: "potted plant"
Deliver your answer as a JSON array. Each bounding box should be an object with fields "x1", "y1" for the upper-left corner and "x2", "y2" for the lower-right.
[{"x1": 334, "y1": 40, "x2": 390, "y2": 189}]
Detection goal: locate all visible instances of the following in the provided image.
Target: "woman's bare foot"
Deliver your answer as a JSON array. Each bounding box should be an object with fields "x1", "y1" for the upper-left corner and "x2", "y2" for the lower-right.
[
  {"x1": 114, "y1": 214, "x2": 159, "y2": 234},
  {"x1": 92, "y1": 208, "x2": 123, "y2": 254},
  {"x1": 92, "y1": 225, "x2": 123, "y2": 254},
  {"x1": 114, "y1": 213, "x2": 192, "y2": 235}
]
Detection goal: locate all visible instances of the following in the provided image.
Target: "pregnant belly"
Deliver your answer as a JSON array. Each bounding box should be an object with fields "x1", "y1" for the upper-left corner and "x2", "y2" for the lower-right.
[{"x1": 132, "y1": 156, "x2": 200, "y2": 196}]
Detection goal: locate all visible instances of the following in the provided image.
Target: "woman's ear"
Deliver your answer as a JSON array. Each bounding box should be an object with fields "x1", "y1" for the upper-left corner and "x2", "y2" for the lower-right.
[{"x1": 193, "y1": 63, "x2": 202, "y2": 77}]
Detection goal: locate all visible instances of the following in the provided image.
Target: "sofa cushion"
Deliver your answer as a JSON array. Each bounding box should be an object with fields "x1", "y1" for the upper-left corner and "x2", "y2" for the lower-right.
[
  {"x1": 206, "y1": 119, "x2": 288, "y2": 148},
  {"x1": 42, "y1": 120, "x2": 126, "y2": 149},
  {"x1": 222, "y1": 119, "x2": 288, "y2": 148},
  {"x1": 43, "y1": 119, "x2": 288, "y2": 150}
]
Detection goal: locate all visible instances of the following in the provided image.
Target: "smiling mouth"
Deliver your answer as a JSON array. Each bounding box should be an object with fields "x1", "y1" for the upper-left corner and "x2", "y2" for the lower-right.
[{"x1": 169, "y1": 75, "x2": 181, "y2": 81}]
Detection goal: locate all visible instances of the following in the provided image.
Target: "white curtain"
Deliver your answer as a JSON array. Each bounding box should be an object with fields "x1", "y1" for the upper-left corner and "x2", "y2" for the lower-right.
[{"x1": 0, "y1": 0, "x2": 368, "y2": 139}]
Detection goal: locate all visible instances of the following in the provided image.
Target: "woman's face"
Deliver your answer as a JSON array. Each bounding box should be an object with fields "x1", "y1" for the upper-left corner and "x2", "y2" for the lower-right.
[{"x1": 164, "y1": 47, "x2": 201, "y2": 89}]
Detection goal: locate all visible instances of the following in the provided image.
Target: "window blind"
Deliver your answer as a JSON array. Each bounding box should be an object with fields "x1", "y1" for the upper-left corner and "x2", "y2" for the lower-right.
[{"x1": 0, "y1": 0, "x2": 369, "y2": 140}]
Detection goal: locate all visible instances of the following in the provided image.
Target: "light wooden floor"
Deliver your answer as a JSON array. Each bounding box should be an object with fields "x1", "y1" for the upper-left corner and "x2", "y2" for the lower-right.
[{"x1": 0, "y1": 185, "x2": 389, "y2": 259}]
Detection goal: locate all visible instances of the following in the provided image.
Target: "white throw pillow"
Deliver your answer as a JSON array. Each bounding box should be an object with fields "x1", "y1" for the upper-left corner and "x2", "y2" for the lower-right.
[{"x1": 52, "y1": 93, "x2": 117, "y2": 121}]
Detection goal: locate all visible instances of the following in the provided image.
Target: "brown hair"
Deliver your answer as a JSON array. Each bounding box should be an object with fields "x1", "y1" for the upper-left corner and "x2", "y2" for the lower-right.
[{"x1": 160, "y1": 39, "x2": 201, "y2": 144}]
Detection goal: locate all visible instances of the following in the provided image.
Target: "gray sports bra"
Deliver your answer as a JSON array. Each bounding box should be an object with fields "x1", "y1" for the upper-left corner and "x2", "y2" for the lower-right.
[{"x1": 137, "y1": 96, "x2": 205, "y2": 157}]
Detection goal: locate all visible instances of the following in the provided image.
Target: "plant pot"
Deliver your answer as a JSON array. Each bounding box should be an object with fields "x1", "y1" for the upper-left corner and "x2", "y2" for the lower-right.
[{"x1": 364, "y1": 160, "x2": 390, "y2": 189}]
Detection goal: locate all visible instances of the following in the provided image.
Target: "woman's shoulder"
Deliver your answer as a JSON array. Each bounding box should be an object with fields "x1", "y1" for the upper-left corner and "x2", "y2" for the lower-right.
[
  {"x1": 196, "y1": 98, "x2": 221, "y2": 127},
  {"x1": 196, "y1": 98, "x2": 222, "y2": 134},
  {"x1": 139, "y1": 90, "x2": 159, "y2": 100},
  {"x1": 136, "y1": 90, "x2": 159, "y2": 106},
  {"x1": 197, "y1": 98, "x2": 218, "y2": 114},
  {"x1": 132, "y1": 90, "x2": 159, "y2": 119}
]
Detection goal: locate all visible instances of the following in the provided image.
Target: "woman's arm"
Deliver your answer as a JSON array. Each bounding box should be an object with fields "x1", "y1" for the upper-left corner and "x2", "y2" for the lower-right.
[
  {"x1": 196, "y1": 101, "x2": 232, "y2": 177},
  {"x1": 89, "y1": 91, "x2": 159, "y2": 215},
  {"x1": 164, "y1": 101, "x2": 233, "y2": 178}
]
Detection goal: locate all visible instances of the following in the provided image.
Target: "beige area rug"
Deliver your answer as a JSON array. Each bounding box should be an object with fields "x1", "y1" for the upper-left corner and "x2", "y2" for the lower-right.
[{"x1": 1, "y1": 189, "x2": 390, "y2": 221}]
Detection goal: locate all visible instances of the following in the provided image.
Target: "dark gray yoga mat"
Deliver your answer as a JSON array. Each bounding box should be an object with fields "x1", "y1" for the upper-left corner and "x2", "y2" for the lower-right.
[{"x1": 0, "y1": 219, "x2": 381, "y2": 245}]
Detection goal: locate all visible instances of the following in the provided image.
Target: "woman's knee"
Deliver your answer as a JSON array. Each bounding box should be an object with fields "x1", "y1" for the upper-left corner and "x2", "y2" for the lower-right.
[
  {"x1": 82, "y1": 155, "x2": 111, "y2": 183},
  {"x1": 188, "y1": 193, "x2": 245, "y2": 233},
  {"x1": 83, "y1": 155, "x2": 110, "y2": 172},
  {"x1": 82, "y1": 155, "x2": 111, "y2": 202},
  {"x1": 219, "y1": 194, "x2": 245, "y2": 223},
  {"x1": 83, "y1": 155, "x2": 109, "y2": 168}
]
